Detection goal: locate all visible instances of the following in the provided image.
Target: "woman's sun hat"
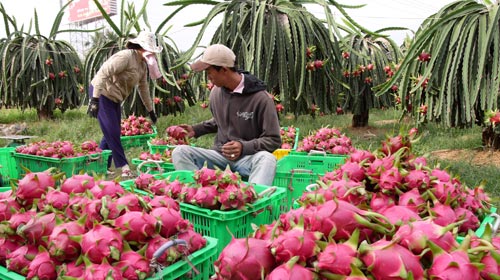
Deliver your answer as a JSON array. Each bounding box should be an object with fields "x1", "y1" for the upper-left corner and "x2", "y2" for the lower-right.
[{"x1": 128, "y1": 31, "x2": 163, "y2": 53}]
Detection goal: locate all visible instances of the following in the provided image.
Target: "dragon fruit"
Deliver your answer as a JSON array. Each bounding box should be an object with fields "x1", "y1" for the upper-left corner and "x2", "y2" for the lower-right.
[
  {"x1": 1, "y1": 210, "x2": 36, "y2": 235},
  {"x1": 194, "y1": 165, "x2": 218, "y2": 186},
  {"x1": 56, "y1": 260, "x2": 85, "y2": 278},
  {"x1": 191, "y1": 185, "x2": 220, "y2": 209},
  {"x1": 38, "y1": 188, "x2": 70, "y2": 211},
  {"x1": 214, "y1": 237, "x2": 276, "y2": 279},
  {"x1": 266, "y1": 256, "x2": 317, "y2": 280},
  {"x1": 114, "y1": 192, "x2": 145, "y2": 213},
  {"x1": 163, "y1": 180, "x2": 184, "y2": 198},
  {"x1": 403, "y1": 169, "x2": 430, "y2": 190},
  {"x1": 26, "y1": 251, "x2": 57, "y2": 280},
  {"x1": 134, "y1": 173, "x2": 156, "y2": 190},
  {"x1": 219, "y1": 184, "x2": 246, "y2": 210},
  {"x1": 16, "y1": 171, "x2": 55, "y2": 206},
  {"x1": 315, "y1": 228, "x2": 360, "y2": 276},
  {"x1": 91, "y1": 180, "x2": 125, "y2": 199},
  {"x1": 479, "y1": 251, "x2": 500, "y2": 280},
  {"x1": 217, "y1": 165, "x2": 242, "y2": 189},
  {"x1": 17, "y1": 212, "x2": 56, "y2": 246},
  {"x1": 427, "y1": 241, "x2": 480, "y2": 279},
  {"x1": 150, "y1": 207, "x2": 188, "y2": 238},
  {"x1": 380, "y1": 135, "x2": 409, "y2": 156},
  {"x1": 179, "y1": 185, "x2": 198, "y2": 204},
  {"x1": 336, "y1": 162, "x2": 366, "y2": 182},
  {"x1": 378, "y1": 205, "x2": 421, "y2": 225},
  {"x1": 359, "y1": 239, "x2": 424, "y2": 280},
  {"x1": 369, "y1": 193, "x2": 395, "y2": 212},
  {"x1": 454, "y1": 207, "x2": 480, "y2": 233},
  {"x1": 428, "y1": 203, "x2": 457, "y2": 227},
  {"x1": 148, "y1": 195, "x2": 179, "y2": 211},
  {"x1": 377, "y1": 167, "x2": 403, "y2": 192},
  {"x1": 114, "y1": 211, "x2": 157, "y2": 245},
  {"x1": 144, "y1": 235, "x2": 184, "y2": 265},
  {"x1": 148, "y1": 180, "x2": 169, "y2": 195},
  {"x1": 80, "y1": 224, "x2": 123, "y2": 263},
  {"x1": 347, "y1": 149, "x2": 375, "y2": 164},
  {"x1": 6, "y1": 244, "x2": 38, "y2": 275},
  {"x1": 82, "y1": 197, "x2": 121, "y2": 228},
  {"x1": 84, "y1": 262, "x2": 124, "y2": 280},
  {"x1": 253, "y1": 223, "x2": 282, "y2": 240},
  {"x1": 0, "y1": 190, "x2": 12, "y2": 199},
  {"x1": 48, "y1": 220, "x2": 86, "y2": 261},
  {"x1": 65, "y1": 195, "x2": 91, "y2": 220},
  {"x1": 393, "y1": 220, "x2": 459, "y2": 256},
  {"x1": 398, "y1": 188, "x2": 425, "y2": 212},
  {"x1": 270, "y1": 224, "x2": 322, "y2": 264},
  {"x1": 115, "y1": 250, "x2": 151, "y2": 280},
  {"x1": 177, "y1": 229, "x2": 207, "y2": 253},
  {"x1": 60, "y1": 174, "x2": 95, "y2": 194},
  {"x1": 307, "y1": 200, "x2": 393, "y2": 241},
  {"x1": 365, "y1": 156, "x2": 395, "y2": 180},
  {"x1": 0, "y1": 238, "x2": 20, "y2": 265}
]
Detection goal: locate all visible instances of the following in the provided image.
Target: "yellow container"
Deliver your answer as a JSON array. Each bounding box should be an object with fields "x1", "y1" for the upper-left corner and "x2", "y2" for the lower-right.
[{"x1": 273, "y1": 148, "x2": 291, "y2": 160}]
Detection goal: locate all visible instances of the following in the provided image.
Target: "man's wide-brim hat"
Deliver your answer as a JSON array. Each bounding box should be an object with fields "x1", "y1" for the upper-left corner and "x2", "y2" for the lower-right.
[{"x1": 128, "y1": 31, "x2": 163, "y2": 53}]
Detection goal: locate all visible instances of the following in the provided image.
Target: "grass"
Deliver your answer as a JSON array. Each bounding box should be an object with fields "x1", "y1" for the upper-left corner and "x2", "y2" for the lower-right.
[{"x1": 1, "y1": 104, "x2": 498, "y2": 208}]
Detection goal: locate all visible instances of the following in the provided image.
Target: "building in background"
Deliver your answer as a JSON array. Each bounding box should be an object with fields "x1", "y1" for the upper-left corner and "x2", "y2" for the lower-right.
[{"x1": 65, "y1": 0, "x2": 117, "y2": 57}]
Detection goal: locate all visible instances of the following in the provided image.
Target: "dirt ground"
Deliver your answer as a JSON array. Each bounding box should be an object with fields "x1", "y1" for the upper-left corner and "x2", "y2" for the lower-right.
[{"x1": 429, "y1": 149, "x2": 500, "y2": 168}]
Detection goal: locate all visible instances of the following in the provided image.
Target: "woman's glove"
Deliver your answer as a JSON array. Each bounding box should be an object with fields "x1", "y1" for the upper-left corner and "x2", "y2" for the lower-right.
[
  {"x1": 87, "y1": 98, "x2": 99, "y2": 118},
  {"x1": 149, "y1": 111, "x2": 157, "y2": 124}
]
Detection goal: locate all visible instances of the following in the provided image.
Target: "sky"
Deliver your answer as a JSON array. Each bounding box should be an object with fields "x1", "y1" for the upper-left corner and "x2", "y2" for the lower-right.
[{"x1": 0, "y1": 0, "x2": 457, "y2": 55}]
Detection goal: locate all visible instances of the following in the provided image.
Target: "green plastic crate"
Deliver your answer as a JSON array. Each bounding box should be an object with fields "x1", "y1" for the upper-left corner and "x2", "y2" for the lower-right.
[
  {"x1": 121, "y1": 126, "x2": 158, "y2": 150},
  {"x1": 147, "y1": 140, "x2": 177, "y2": 154},
  {"x1": 272, "y1": 154, "x2": 347, "y2": 210},
  {"x1": 0, "y1": 236, "x2": 218, "y2": 280},
  {"x1": 131, "y1": 158, "x2": 175, "y2": 175},
  {"x1": 12, "y1": 150, "x2": 111, "y2": 178},
  {"x1": 121, "y1": 170, "x2": 286, "y2": 255},
  {"x1": 456, "y1": 207, "x2": 498, "y2": 243},
  {"x1": 0, "y1": 147, "x2": 18, "y2": 186}
]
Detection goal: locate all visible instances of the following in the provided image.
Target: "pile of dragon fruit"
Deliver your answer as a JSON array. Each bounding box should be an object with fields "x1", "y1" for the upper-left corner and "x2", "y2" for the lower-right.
[
  {"x1": 133, "y1": 166, "x2": 258, "y2": 211},
  {"x1": 150, "y1": 125, "x2": 190, "y2": 146},
  {"x1": 279, "y1": 126, "x2": 298, "y2": 149},
  {"x1": 121, "y1": 114, "x2": 154, "y2": 136},
  {"x1": 0, "y1": 170, "x2": 206, "y2": 279},
  {"x1": 15, "y1": 140, "x2": 102, "y2": 158},
  {"x1": 297, "y1": 126, "x2": 354, "y2": 155},
  {"x1": 213, "y1": 129, "x2": 498, "y2": 279},
  {"x1": 138, "y1": 149, "x2": 173, "y2": 162}
]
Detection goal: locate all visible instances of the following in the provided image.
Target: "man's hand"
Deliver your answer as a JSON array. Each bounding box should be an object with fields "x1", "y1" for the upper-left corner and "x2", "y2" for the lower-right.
[
  {"x1": 149, "y1": 111, "x2": 157, "y2": 125},
  {"x1": 178, "y1": 124, "x2": 195, "y2": 138},
  {"x1": 87, "y1": 98, "x2": 99, "y2": 118},
  {"x1": 222, "y1": 141, "x2": 242, "y2": 160}
]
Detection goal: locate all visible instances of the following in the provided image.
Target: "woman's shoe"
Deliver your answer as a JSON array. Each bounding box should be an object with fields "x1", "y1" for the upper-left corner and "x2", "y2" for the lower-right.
[{"x1": 121, "y1": 169, "x2": 135, "y2": 178}]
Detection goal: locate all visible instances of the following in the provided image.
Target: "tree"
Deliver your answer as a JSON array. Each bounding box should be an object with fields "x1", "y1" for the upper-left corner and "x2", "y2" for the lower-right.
[
  {"x1": 339, "y1": 26, "x2": 403, "y2": 127},
  {"x1": 0, "y1": 2, "x2": 92, "y2": 119},
  {"x1": 376, "y1": 0, "x2": 500, "y2": 131},
  {"x1": 163, "y1": 0, "x2": 376, "y2": 116}
]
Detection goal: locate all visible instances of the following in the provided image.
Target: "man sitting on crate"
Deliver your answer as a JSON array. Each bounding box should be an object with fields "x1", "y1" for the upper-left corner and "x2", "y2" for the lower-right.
[{"x1": 171, "y1": 44, "x2": 281, "y2": 186}]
